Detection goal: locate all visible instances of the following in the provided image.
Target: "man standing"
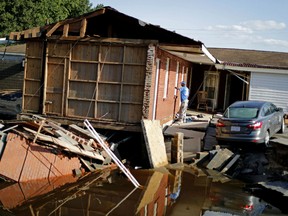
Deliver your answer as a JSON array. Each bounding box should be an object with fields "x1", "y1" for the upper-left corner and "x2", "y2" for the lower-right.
[{"x1": 175, "y1": 81, "x2": 189, "y2": 123}]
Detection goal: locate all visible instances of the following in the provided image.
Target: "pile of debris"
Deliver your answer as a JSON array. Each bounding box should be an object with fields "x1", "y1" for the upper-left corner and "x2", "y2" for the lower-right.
[
  {"x1": 190, "y1": 147, "x2": 288, "y2": 197},
  {"x1": 0, "y1": 115, "x2": 118, "y2": 182}
]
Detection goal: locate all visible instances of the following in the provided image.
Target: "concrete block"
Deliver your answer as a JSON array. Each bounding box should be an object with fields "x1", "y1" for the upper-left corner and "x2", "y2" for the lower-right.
[{"x1": 206, "y1": 148, "x2": 234, "y2": 170}]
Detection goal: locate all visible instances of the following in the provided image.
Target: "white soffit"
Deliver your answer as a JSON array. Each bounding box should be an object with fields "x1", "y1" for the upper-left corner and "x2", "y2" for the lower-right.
[
  {"x1": 160, "y1": 45, "x2": 216, "y2": 65},
  {"x1": 215, "y1": 64, "x2": 288, "y2": 74}
]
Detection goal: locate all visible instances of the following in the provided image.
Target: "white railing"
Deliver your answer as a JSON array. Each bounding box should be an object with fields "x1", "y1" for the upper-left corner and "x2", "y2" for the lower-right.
[{"x1": 84, "y1": 119, "x2": 141, "y2": 188}]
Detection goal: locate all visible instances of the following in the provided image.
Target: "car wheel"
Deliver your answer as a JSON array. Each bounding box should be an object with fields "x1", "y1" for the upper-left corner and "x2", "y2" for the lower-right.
[
  {"x1": 279, "y1": 118, "x2": 286, "y2": 134},
  {"x1": 264, "y1": 130, "x2": 270, "y2": 147}
]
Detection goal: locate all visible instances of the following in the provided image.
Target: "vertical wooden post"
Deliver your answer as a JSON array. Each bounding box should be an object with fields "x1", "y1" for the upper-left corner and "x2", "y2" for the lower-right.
[{"x1": 171, "y1": 132, "x2": 184, "y2": 163}]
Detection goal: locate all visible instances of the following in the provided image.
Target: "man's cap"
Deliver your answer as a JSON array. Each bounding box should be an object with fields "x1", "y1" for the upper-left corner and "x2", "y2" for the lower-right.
[{"x1": 181, "y1": 81, "x2": 186, "y2": 85}]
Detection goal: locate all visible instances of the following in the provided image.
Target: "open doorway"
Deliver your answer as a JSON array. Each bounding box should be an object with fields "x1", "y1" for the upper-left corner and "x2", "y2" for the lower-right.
[
  {"x1": 203, "y1": 71, "x2": 219, "y2": 112},
  {"x1": 224, "y1": 71, "x2": 249, "y2": 109}
]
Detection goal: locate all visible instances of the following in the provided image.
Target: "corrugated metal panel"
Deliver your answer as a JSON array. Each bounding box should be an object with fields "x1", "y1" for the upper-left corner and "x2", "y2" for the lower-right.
[{"x1": 249, "y1": 72, "x2": 288, "y2": 113}]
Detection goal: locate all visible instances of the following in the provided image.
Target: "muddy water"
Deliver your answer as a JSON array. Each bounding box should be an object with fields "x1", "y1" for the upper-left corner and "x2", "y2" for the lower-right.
[{"x1": 0, "y1": 166, "x2": 287, "y2": 216}]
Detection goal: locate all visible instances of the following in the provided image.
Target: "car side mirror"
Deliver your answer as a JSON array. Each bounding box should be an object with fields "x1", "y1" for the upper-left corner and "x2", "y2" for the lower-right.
[{"x1": 214, "y1": 113, "x2": 223, "y2": 118}]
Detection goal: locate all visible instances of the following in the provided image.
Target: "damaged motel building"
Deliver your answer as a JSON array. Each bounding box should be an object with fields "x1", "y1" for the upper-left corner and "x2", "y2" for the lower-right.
[
  {"x1": 8, "y1": 6, "x2": 216, "y2": 130},
  {"x1": 3, "y1": 6, "x2": 288, "y2": 184},
  {"x1": 1, "y1": 6, "x2": 217, "y2": 183}
]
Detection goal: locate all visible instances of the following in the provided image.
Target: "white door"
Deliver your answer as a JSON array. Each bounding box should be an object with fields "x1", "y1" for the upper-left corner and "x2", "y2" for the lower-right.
[{"x1": 203, "y1": 71, "x2": 219, "y2": 111}]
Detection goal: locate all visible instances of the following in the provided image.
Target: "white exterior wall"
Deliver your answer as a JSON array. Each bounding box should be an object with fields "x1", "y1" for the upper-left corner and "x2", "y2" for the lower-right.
[{"x1": 249, "y1": 72, "x2": 288, "y2": 113}]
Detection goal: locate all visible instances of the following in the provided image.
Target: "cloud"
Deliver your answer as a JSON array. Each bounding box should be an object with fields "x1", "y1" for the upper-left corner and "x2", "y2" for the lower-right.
[
  {"x1": 203, "y1": 20, "x2": 288, "y2": 51},
  {"x1": 262, "y1": 38, "x2": 288, "y2": 47},
  {"x1": 207, "y1": 25, "x2": 253, "y2": 34},
  {"x1": 207, "y1": 20, "x2": 286, "y2": 34},
  {"x1": 241, "y1": 20, "x2": 286, "y2": 30}
]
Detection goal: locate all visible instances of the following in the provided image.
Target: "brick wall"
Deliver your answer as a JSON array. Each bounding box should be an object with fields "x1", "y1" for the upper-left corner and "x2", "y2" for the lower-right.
[{"x1": 148, "y1": 47, "x2": 193, "y2": 124}]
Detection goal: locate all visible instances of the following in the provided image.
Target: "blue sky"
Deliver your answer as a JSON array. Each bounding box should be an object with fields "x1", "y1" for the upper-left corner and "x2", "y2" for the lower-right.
[{"x1": 90, "y1": 0, "x2": 288, "y2": 53}]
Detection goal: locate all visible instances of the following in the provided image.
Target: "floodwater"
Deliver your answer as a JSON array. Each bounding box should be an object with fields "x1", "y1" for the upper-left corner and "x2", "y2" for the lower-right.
[{"x1": 1, "y1": 165, "x2": 287, "y2": 216}]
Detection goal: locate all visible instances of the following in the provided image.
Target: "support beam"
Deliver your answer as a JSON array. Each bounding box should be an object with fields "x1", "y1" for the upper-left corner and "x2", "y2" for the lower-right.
[{"x1": 80, "y1": 19, "x2": 87, "y2": 38}]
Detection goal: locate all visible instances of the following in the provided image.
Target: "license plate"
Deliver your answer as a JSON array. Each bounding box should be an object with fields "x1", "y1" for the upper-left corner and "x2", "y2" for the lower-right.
[{"x1": 231, "y1": 126, "x2": 240, "y2": 132}]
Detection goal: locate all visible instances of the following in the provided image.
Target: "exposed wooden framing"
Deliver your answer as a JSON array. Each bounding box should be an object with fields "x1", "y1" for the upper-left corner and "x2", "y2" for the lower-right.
[
  {"x1": 84, "y1": 8, "x2": 106, "y2": 19},
  {"x1": 46, "y1": 21, "x2": 64, "y2": 37},
  {"x1": 95, "y1": 45, "x2": 101, "y2": 119},
  {"x1": 31, "y1": 27, "x2": 41, "y2": 38},
  {"x1": 63, "y1": 24, "x2": 69, "y2": 37},
  {"x1": 47, "y1": 37, "x2": 157, "y2": 46},
  {"x1": 22, "y1": 46, "x2": 28, "y2": 111},
  {"x1": 9, "y1": 32, "x2": 21, "y2": 40},
  {"x1": 59, "y1": 36, "x2": 82, "y2": 40},
  {"x1": 97, "y1": 38, "x2": 158, "y2": 45},
  {"x1": 160, "y1": 44, "x2": 202, "y2": 54},
  {"x1": 118, "y1": 46, "x2": 125, "y2": 121},
  {"x1": 48, "y1": 9, "x2": 105, "y2": 38},
  {"x1": 42, "y1": 42, "x2": 49, "y2": 114},
  {"x1": 61, "y1": 57, "x2": 67, "y2": 115},
  {"x1": 10, "y1": 27, "x2": 41, "y2": 40},
  {"x1": 80, "y1": 19, "x2": 87, "y2": 38},
  {"x1": 65, "y1": 43, "x2": 72, "y2": 117},
  {"x1": 21, "y1": 40, "x2": 150, "y2": 129}
]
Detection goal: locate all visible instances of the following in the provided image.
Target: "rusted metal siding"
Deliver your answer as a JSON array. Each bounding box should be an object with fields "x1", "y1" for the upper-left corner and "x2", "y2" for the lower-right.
[{"x1": 23, "y1": 40, "x2": 149, "y2": 125}]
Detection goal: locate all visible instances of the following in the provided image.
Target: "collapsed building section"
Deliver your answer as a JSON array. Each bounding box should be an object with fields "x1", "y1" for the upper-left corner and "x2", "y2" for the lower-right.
[
  {"x1": 0, "y1": 116, "x2": 118, "y2": 182},
  {"x1": 9, "y1": 6, "x2": 214, "y2": 131}
]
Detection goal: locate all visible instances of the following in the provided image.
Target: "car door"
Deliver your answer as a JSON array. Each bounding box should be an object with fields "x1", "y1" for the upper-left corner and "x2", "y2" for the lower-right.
[{"x1": 269, "y1": 103, "x2": 281, "y2": 134}]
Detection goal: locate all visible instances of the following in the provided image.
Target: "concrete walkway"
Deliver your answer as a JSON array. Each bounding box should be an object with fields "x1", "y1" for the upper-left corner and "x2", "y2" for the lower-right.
[{"x1": 163, "y1": 110, "x2": 213, "y2": 162}]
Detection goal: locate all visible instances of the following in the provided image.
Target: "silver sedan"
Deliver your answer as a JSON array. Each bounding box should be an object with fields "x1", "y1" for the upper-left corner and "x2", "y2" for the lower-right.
[{"x1": 216, "y1": 100, "x2": 286, "y2": 147}]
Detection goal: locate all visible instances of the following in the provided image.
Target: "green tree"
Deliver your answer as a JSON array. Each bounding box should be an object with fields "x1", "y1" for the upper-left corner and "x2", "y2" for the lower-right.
[{"x1": 0, "y1": 0, "x2": 103, "y2": 37}]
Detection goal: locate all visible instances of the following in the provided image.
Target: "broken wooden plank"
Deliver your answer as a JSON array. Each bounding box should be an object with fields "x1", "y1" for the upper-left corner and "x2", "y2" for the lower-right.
[
  {"x1": 55, "y1": 130, "x2": 79, "y2": 146},
  {"x1": 48, "y1": 122, "x2": 100, "y2": 148},
  {"x1": 80, "y1": 158, "x2": 96, "y2": 172},
  {"x1": 23, "y1": 127, "x2": 105, "y2": 161},
  {"x1": 33, "y1": 119, "x2": 45, "y2": 143},
  {"x1": 69, "y1": 124, "x2": 99, "y2": 139},
  {"x1": 80, "y1": 143, "x2": 95, "y2": 151}
]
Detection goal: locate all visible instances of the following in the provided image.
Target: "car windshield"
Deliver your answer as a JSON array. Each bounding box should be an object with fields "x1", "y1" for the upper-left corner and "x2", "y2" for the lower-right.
[{"x1": 224, "y1": 107, "x2": 259, "y2": 119}]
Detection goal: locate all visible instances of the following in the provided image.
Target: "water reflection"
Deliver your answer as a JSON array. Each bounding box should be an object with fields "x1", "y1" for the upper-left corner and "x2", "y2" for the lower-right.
[{"x1": 0, "y1": 165, "x2": 287, "y2": 216}]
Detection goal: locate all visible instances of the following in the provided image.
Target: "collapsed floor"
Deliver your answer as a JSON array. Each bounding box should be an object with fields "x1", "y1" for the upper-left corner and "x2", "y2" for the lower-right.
[{"x1": 0, "y1": 115, "x2": 150, "y2": 183}]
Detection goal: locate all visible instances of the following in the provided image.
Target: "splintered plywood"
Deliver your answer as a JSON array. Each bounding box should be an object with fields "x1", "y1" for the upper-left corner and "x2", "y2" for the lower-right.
[{"x1": 141, "y1": 120, "x2": 168, "y2": 168}]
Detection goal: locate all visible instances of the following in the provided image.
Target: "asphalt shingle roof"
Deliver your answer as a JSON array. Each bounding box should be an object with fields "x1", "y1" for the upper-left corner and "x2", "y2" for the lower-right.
[{"x1": 208, "y1": 48, "x2": 288, "y2": 69}]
